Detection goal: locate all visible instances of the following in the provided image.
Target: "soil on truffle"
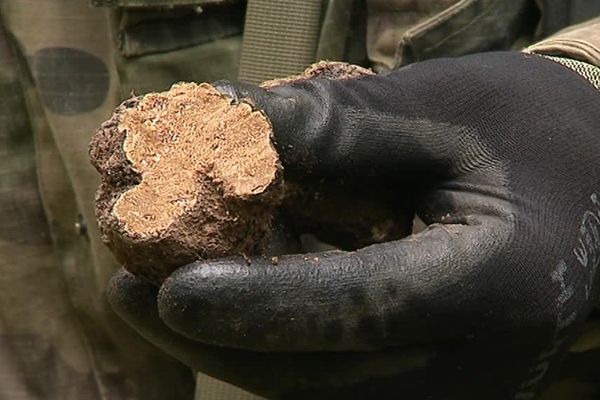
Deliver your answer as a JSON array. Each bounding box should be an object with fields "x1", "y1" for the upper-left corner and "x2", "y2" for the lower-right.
[
  {"x1": 260, "y1": 61, "x2": 374, "y2": 89},
  {"x1": 90, "y1": 83, "x2": 282, "y2": 283}
]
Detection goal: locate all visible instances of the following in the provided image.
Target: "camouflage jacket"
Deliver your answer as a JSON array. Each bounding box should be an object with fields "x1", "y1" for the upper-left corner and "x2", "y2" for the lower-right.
[{"x1": 1, "y1": 0, "x2": 600, "y2": 399}]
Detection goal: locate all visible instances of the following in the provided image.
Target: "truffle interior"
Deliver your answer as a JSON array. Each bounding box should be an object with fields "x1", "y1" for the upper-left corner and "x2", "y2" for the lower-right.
[{"x1": 114, "y1": 82, "x2": 278, "y2": 237}]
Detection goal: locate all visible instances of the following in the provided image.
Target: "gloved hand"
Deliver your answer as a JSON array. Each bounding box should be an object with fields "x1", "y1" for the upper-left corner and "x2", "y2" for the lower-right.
[{"x1": 108, "y1": 52, "x2": 600, "y2": 400}]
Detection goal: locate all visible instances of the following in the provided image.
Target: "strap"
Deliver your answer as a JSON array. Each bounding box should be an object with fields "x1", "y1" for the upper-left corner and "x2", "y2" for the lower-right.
[{"x1": 238, "y1": 0, "x2": 323, "y2": 84}]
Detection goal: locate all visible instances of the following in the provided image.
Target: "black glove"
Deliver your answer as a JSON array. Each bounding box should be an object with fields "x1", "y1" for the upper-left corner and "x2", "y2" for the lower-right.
[{"x1": 108, "y1": 52, "x2": 600, "y2": 399}]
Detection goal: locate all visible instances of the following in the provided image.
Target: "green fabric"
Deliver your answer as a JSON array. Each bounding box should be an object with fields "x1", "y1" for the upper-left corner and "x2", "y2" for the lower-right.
[
  {"x1": 116, "y1": 35, "x2": 243, "y2": 95},
  {"x1": 393, "y1": 0, "x2": 536, "y2": 67},
  {"x1": 117, "y1": 3, "x2": 244, "y2": 57},
  {"x1": 238, "y1": 0, "x2": 323, "y2": 84},
  {"x1": 113, "y1": 3, "x2": 243, "y2": 94},
  {"x1": 196, "y1": 373, "x2": 265, "y2": 400},
  {"x1": 315, "y1": 0, "x2": 354, "y2": 62},
  {"x1": 0, "y1": 0, "x2": 241, "y2": 398},
  {"x1": 0, "y1": 22, "x2": 95, "y2": 400}
]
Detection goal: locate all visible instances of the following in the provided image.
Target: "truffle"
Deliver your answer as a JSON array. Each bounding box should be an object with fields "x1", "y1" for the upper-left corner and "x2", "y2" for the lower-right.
[
  {"x1": 90, "y1": 62, "x2": 413, "y2": 284},
  {"x1": 90, "y1": 83, "x2": 282, "y2": 283}
]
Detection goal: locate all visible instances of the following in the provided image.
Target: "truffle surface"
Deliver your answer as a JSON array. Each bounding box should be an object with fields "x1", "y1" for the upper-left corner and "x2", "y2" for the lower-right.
[
  {"x1": 90, "y1": 83, "x2": 281, "y2": 283},
  {"x1": 91, "y1": 62, "x2": 413, "y2": 283}
]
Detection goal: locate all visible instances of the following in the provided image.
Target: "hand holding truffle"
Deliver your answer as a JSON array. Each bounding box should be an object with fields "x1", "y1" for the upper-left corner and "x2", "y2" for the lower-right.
[{"x1": 108, "y1": 53, "x2": 600, "y2": 399}]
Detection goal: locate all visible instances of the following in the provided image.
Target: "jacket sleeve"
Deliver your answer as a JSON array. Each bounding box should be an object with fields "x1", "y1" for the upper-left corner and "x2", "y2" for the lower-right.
[{"x1": 526, "y1": 17, "x2": 600, "y2": 67}]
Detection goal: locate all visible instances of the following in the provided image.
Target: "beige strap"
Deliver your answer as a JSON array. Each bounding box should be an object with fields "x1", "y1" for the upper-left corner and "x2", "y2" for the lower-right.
[
  {"x1": 195, "y1": 373, "x2": 265, "y2": 400},
  {"x1": 238, "y1": 0, "x2": 323, "y2": 84}
]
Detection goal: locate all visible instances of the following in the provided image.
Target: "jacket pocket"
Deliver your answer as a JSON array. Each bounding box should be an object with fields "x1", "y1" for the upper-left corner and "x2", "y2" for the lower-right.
[
  {"x1": 368, "y1": 0, "x2": 538, "y2": 71},
  {"x1": 112, "y1": 1, "x2": 244, "y2": 58},
  {"x1": 105, "y1": 1, "x2": 245, "y2": 95}
]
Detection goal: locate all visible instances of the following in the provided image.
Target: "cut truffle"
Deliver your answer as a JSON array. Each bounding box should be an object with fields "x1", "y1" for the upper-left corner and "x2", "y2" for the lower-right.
[
  {"x1": 90, "y1": 83, "x2": 282, "y2": 283},
  {"x1": 90, "y1": 62, "x2": 413, "y2": 284}
]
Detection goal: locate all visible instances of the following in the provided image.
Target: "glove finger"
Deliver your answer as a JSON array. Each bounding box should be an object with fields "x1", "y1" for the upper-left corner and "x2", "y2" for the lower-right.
[
  {"x1": 213, "y1": 64, "x2": 470, "y2": 185},
  {"x1": 158, "y1": 215, "x2": 513, "y2": 352},
  {"x1": 107, "y1": 268, "x2": 435, "y2": 399},
  {"x1": 107, "y1": 268, "x2": 294, "y2": 391},
  {"x1": 107, "y1": 268, "x2": 220, "y2": 367}
]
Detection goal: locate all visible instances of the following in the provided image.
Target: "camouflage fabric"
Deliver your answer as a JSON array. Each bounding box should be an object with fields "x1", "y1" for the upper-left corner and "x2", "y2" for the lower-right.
[
  {"x1": 1, "y1": 0, "x2": 600, "y2": 399},
  {"x1": 365, "y1": 0, "x2": 539, "y2": 71},
  {"x1": 0, "y1": 0, "x2": 243, "y2": 398}
]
